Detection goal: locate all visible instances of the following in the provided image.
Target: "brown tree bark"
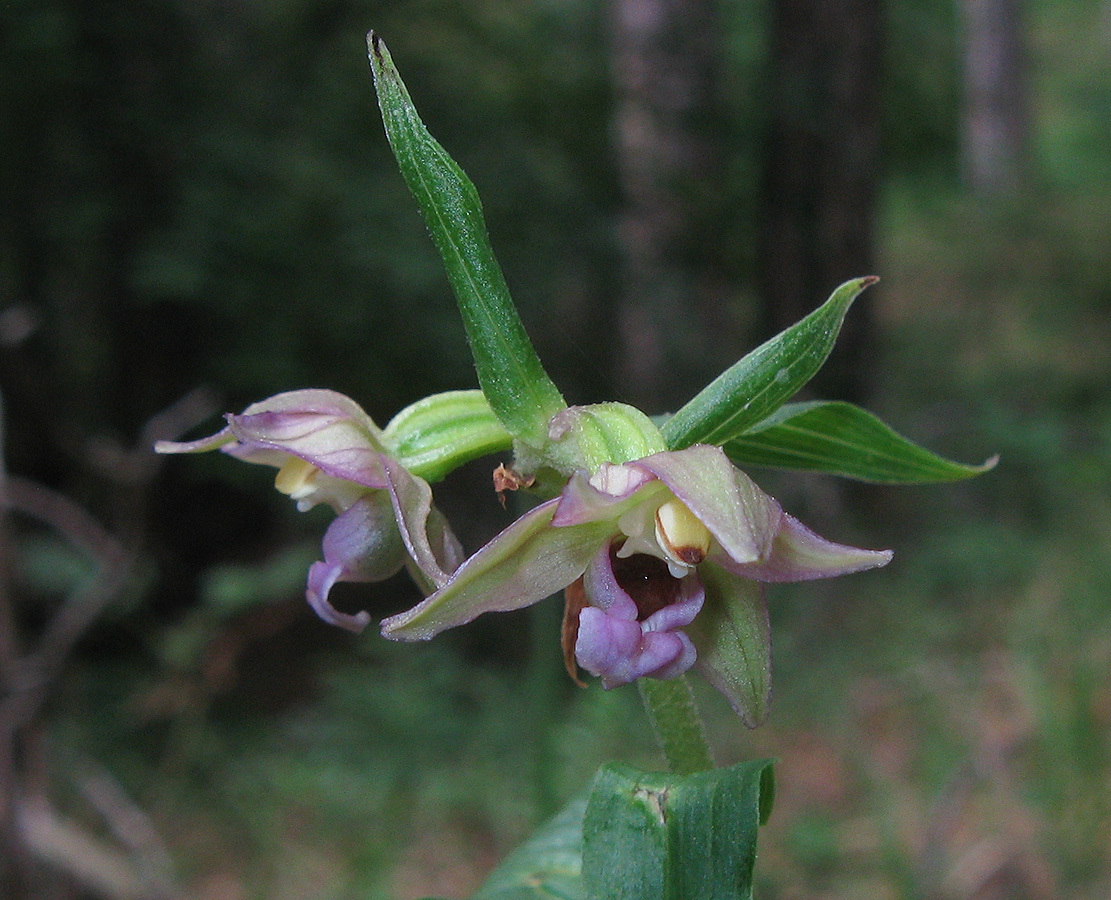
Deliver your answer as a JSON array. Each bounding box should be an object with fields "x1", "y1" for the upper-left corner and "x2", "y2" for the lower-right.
[
  {"x1": 960, "y1": 0, "x2": 1030, "y2": 195},
  {"x1": 758, "y1": 0, "x2": 883, "y2": 404},
  {"x1": 608, "y1": 0, "x2": 735, "y2": 413}
]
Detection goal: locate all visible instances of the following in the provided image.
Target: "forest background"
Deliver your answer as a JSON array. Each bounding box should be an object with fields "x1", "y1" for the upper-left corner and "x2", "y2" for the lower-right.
[{"x1": 1, "y1": 0, "x2": 1109, "y2": 898}]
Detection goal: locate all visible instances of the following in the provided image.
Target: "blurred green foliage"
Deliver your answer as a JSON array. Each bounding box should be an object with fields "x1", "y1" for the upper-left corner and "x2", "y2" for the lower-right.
[{"x1": 2, "y1": 0, "x2": 1110, "y2": 897}]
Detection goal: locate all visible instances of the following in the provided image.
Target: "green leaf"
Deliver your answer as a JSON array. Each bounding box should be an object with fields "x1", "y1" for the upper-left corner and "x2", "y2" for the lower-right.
[
  {"x1": 367, "y1": 33, "x2": 565, "y2": 446},
  {"x1": 582, "y1": 759, "x2": 775, "y2": 900},
  {"x1": 470, "y1": 797, "x2": 586, "y2": 900},
  {"x1": 725, "y1": 401, "x2": 998, "y2": 483},
  {"x1": 662, "y1": 277, "x2": 877, "y2": 450},
  {"x1": 383, "y1": 389, "x2": 512, "y2": 482}
]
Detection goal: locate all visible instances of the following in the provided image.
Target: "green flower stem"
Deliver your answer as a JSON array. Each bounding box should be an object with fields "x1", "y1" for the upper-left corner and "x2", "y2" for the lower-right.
[{"x1": 638, "y1": 677, "x2": 715, "y2": 775}]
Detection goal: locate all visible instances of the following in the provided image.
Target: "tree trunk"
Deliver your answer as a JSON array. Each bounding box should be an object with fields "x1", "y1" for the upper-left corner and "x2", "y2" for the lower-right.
[
  {"x1": 608, "y1": 0, "x2": 735, "y2": 413},
  {"x1": 960, "y1": 0, "x2": 1030, "y2": 195},
  {"x1": 758, "y1": 0, "x2": 883, "y2": 404}
]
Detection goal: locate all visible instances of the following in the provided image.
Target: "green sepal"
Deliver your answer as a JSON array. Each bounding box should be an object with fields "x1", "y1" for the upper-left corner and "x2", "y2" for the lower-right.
[
  {"x1": 662, "y1": 277, "x2": 877, "y2": 450},
  {"x1": 382, "y1": 390, "x2": 512, "y2": 482},
  {"x1": 582, "y1": 759, "x2": 775, "y2": 900},
  {"x1": 725, "y1": 400, "x2": 999, "y2": 483},
  {"x1": 367, "y1": 33, "x2": 566, "y2": 447},
  {"x1": 686, "y1": 568, "x2": 771, "y2": 728}
]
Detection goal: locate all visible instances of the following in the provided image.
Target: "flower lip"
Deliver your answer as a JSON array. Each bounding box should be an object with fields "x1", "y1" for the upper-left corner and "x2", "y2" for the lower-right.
[
  {"x1": 610, "y1": 548, "x2": 685, "y2": 620},
  {"x1": 573, "y1": 540, "x2": 705, "y2": 688}
]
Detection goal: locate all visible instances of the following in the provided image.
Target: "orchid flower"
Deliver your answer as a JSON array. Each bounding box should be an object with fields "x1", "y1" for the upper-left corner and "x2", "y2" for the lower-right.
[
  {"x1": 156, "y1": 389, "x2": 465, "y2": 632},
  {"x1": 381, "y1": 443, "x2": 891, "y2": 724}
]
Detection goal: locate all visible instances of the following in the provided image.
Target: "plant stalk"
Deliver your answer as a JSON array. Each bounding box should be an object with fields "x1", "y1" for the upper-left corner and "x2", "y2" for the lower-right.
[{"x1": 638, "y1": 676, "x2": 715, "y2": 774}]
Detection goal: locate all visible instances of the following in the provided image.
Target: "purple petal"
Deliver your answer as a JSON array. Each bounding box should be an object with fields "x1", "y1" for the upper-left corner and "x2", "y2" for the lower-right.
[
  {"x1": 573, "y1": 543, "x2": 704, "y2": 688},
  {"x1": 306, "y1": 562, "x2": 372, "y2": 633},
  {"x1": 714, "y1": 513, "x2": 892, "y2": 582},
  {"x1": 580, "y1": 542, "x2": 638, "y2": 619},
  {"x1": 303, "y1": 494, "x2": 407, "y2": 633},
  {"x1": 551, "y1": 463, "x2": 660, "y2": 527},
  {"x1": 575, "y1": 608, "x2": 698, "y2": 688},
  {"x1": 581, "y1": 541, "x2": 705, "y2": 630},
  {"x1": 381, "y1": 455, "x2": 464, "y2": 592}
]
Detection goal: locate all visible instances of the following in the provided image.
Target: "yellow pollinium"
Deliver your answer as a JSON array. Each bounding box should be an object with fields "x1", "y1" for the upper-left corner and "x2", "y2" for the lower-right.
[
  {"x1": 654, "y1": 497, "x2": 712, "y2": 568},
  {"x1": 274, "y1": 456, "x2": 319, "y2": 500}
]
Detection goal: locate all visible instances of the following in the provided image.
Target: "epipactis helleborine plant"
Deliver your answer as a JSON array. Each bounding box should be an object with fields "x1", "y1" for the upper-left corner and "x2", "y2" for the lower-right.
[{"x1": 158, "y1": 33, "x2": 992, "y2": 731}]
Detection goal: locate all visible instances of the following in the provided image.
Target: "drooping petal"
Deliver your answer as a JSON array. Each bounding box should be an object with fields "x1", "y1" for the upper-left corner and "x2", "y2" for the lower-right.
[
  {"x1": 576, "y1": 607, "x2": 697, "y2": 688},
  {"x1": 380, "y1": 455, "x2": 464, "y2": 592},
  {"x1": 714, "y1": 512, "x2": 892, "y2": 582},
  {"x1": 305, "y1": 493, "x2": 408, "y2": 632},
  {"x1": 381, "y1": 501, "x2": 615, "y2": 641},
  {"x1": 637, "y1": 445, "x2": 783, "y2": 566},
  {"x1": 574, "y1": 543, "x2": 704, "y2": 688},
  {"x1": 686, "y1": 563, "x2": 772, "y2": 727}
]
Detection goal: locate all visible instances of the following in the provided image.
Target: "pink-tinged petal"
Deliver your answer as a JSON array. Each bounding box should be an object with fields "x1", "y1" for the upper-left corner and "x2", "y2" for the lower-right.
[
  {"x1": 239, "y1": 389, "x2": 383, "y2": 436},
  {"x1": 381, "y1": 502, "x2": 615, "y2": 641},
  {"x1": 158, "y1": 390, "x2": 392, "y2": 491},
  {"x1": 306, "y1": 562, "x2": 372, "y2": 633},
  {"x1": 229, "y1": 393, "x2": 389, "y2": 490},
  {"x1": 641, "y1": 580, "x2": 704, "y2": 634},
  {"x1": 636, "y1": 445, "x2": 783, "y2": 565},
  {"x1": 575, "y1": 607, "x2": 642, "y2": 681},
  {"x1": 715, "y1": 513, "x2": 892, "y2": 582},
  {"x1": 380, "y1": 455, "x2": 463, "y2": 593},
  {"x1": 687, "y1": 564, "x2": 771, "y2": 727},
  {"x1": 551, "y1": 464, "x2": 662, "y2": 527},
  {"x1": 304, "y1": 494, "x2": 407, "y2": 633},
  {"x1": 581, "y1": 542, "x2": 638, "y2": 619}
]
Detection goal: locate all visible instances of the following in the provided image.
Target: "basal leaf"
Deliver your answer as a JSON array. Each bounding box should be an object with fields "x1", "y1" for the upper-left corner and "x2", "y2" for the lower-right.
[
  {"x1": 470, "y1": 797, "x2": 586, "y2": 900},
  {"x1": 582, "y1": 759, "x2": 775, "y2": 900}
]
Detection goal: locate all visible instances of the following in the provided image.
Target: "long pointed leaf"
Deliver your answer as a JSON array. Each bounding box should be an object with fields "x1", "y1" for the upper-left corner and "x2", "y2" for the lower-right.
[
  {"x1": 725, "y1": 401, "x2": 998, "y2": 483},
  {"x1": 368, "y1": 33, "x2": 565, "y2": 446},
  {"x1": 662, "y1": 277, "x2": 876, "y2": 450}
]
